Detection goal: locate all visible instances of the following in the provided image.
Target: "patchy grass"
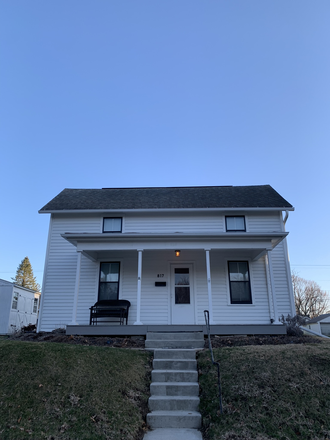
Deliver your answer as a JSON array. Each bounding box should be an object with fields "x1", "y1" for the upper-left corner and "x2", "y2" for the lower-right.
[
  {"x1": 198, "y1": 340, "x2": 330, "y2": 440},
  {"x1": 0, "y1": 340, "x2": 151, "y2": 440}
]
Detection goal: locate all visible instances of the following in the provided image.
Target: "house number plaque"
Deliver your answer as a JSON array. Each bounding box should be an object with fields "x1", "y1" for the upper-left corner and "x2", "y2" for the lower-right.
[{"x1": 157, "y1": 274, "x2": 165, "y2": 278}]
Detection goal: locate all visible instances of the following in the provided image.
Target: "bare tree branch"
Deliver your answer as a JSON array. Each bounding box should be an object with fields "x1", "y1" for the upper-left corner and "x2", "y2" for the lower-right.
[{"x1": 292, "y1": 271, "x2": 329, "y2": 318}]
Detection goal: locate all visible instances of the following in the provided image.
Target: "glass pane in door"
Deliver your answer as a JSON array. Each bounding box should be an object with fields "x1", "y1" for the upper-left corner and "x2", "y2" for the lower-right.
[{"x1": 175, "y1": 268, "x2": 190, "y2": 304}]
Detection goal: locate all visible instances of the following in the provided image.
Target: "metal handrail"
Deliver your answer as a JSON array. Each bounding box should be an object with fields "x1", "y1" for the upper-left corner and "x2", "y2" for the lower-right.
[{"x1": 204, "y1": 310, "x2": 223, "y2": 414}]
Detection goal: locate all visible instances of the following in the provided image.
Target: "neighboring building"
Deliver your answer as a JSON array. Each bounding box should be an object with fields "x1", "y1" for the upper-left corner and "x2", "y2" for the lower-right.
[
  {"x1": 303, "y1": 314, "x2": 330, "y2": 337},
  {"x1": 0, "y1": 279, "x2": 40, "y2": 334},
  {"x1": 37, "y1": 185, "x2": 295, "y2": 334}
]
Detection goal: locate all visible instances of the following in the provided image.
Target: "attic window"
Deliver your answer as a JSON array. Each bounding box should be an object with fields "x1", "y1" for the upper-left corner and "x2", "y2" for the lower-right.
[
  {"x1": 103, "y1": 218, "x2": 122, "y2": 233},
  {"x1": 225, "y1": 216, "x2": 246, "y2": 231}
]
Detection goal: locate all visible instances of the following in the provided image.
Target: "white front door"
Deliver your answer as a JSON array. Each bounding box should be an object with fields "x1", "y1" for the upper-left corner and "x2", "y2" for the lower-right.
[{"x1": 171, "y1": 264, "x2": 195, "y2": 324}]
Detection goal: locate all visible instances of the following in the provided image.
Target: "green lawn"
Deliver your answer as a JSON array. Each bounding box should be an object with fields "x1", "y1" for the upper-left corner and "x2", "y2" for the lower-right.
[
  {"x1": 198, "y1": 340, "x2": 330, "y2": 440},
  {"x1": 0, "y1": 340, "x2": 151, "y2": 440}
]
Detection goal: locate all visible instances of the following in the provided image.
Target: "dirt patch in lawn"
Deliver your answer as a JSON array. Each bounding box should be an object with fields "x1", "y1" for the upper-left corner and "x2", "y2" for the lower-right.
[
  {"x1": 6, "y1": 326, "x2": 321, "y2": 348},
  {"x1": 7, "y1": 327, "x2": 146, "y2": 348},
  {"x1": 207, "y1": 333, "x2": 320, "y2": 348}
]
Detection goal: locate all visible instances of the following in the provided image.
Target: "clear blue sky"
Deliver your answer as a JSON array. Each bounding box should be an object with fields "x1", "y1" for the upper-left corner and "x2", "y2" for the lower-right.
[{"x1": 1, "y1": 1, "x2": 329, "y2": 295}]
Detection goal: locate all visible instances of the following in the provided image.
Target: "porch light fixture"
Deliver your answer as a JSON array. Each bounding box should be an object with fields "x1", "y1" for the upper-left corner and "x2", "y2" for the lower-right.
[{"x1": 175, "y1": 250, "x2": 180, "y2": 257}]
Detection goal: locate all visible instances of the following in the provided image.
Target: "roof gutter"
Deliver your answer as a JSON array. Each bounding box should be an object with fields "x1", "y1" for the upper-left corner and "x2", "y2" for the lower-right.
[{"x1": 39, "y1": 207, "x2": 295, "y2": 215}]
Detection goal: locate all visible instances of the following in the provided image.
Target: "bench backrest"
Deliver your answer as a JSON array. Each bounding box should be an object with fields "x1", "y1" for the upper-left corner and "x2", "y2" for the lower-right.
[{"x1": 92, "y1": 300, "x2": 131, "y2": 309}]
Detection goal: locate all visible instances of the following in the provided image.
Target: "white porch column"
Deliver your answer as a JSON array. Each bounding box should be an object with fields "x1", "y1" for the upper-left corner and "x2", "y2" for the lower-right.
[
  {"x1": 266, "y1": 251, "x2": 279, "y2": 323},
  {"x1": 134, "y1": 249, "x2": 143, "y2": 325},
  {"x1": 70, "y1": 251, "x2": 82, "y2": 325},
  {"x1": 205, "y1": 249, "x2": 215, "y2": 324}
]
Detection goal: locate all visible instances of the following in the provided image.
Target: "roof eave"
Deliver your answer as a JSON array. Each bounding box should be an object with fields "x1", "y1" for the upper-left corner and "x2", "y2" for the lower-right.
[{"x1": 39, "y1": 206, "x2": 294, "y2": 214}]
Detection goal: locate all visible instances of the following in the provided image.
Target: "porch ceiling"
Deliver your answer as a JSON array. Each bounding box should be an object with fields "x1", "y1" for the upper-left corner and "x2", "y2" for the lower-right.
[{"x1": 61, "y1": 232, "x2": 287, "y2": 262}]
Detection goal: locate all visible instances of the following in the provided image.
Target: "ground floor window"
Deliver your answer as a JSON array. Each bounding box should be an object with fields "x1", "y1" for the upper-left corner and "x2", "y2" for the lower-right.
[
  {"x1": 228, "y1": 261, "x2": 252, "y2": 304},
  {"x1": 99, "y1": 262, "x2": 120, "y2": 300}
]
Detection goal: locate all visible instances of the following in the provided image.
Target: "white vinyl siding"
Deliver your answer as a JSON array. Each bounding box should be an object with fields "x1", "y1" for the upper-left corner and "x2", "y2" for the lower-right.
[
  {"x1": 38, "y1": 211, "x2": 293, "y2": 330},
  {"x1": 209, "y1": 253, "x2": 270, "y2": 325},
  {"x1": 39, "y1": 215, "x2": 101, "y2": 332},
  {"x1": 124, "y1": 213, "x2": 224, "y2": 233},
  {"x1": 246, "y1": 212, "x2": 282, "y2": 232},
  {"x1": 271, "y1": 242, "x2": 292, "y2": 318}
]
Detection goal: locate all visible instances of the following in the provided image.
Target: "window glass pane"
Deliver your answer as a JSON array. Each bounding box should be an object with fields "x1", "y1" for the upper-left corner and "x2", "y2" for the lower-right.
[
  {"x1": 175, "y1": 274, "x2": 189, "y2": 286},
  {"x1": 12, "y1": 293, "x2": 18, "y2": 310},
  {"x1": 226, "y1": 216, "x2": 245, "y2": 231},
  {"x1": 229, "y1": 262, "x2": 249, "y2": 282},
  {"x1": 235, "y1": 217, "x2": 245, "y2": 230},
  {"x1": 175, "y1": 287, "x2": 190, "y2": 304},
  {"x1": 175, "y1": 268, "x2": 189, "y2": 286},
  {"x1": 103, "y1": 218, "x2": 122, "y2": 232},
  {"x1": 99, "y1": 283, "x2": 119, "y2": 300},
  {"x1": 99, "y1": 262, "x2": 120, "y2": 300},
  {"x1": 100, "y1": 263, "x2": 110, "y2": 282},
  {"x1": 175, "y1": 268, "x2": 189, "y2": 274},
  {"x1": 230, "y1": 282, "x2": 251, "y2": 303},
  {"x1": 226, "y1": 217, "x2": 236, "y2": 230},
  {"x1": 33, "y1": 298, "x2": 38, "y2": 313},
  {"x1": 100, "y1": 263, "x2": 119, "y2": 282}
]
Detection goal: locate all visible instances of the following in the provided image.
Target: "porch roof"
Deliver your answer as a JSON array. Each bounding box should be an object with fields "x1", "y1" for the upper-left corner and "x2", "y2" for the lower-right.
[{"x1": 61, "y1": 231, "x2": 288, "y2": 261}]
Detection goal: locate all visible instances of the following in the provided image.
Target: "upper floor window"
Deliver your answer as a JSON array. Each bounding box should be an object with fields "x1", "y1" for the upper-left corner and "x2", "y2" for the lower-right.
[
  {"x1": 225, "y1": 216, "x2": 246, "y2": 231},
  {"x1": 12, "y1": 293, "x2": 18, "y2": 310},
  {"x1": 103, "y1": 217, "x2": 122, "y2": 233},
  {"x1": 228, "y1": 261, "x2": 252, "y2": 304}
]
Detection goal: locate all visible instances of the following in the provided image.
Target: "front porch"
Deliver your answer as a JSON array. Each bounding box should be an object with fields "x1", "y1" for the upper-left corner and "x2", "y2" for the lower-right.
[{"x1": 66, "y1": 323, "x2": 286, "y2": 336}]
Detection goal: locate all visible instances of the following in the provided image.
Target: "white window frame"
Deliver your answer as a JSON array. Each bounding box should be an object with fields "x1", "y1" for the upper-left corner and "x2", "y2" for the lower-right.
[
  {"x1": 98, "y1": 261, "x2": 121, "y2": 301},
  {"x1": 226, "y1": 260, "x2": 254, "y2": 305},
  {"x1": 225, "y1": 216, "x2": 246, "y2": 232},
  {"x1": 12, "y1": 292, "x2": 18, "y2": 310},
  {"x1": 103, "y1": 217, "x2": 122, "y2": 233},
  {"x1": 33, "y1": 298, "x2": 38, "y2": 314}
]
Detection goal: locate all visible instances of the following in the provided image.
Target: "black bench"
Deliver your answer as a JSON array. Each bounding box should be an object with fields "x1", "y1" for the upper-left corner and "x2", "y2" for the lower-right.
[{"x1": 89, "y1": 300, "x2": 131, "y2": 325}]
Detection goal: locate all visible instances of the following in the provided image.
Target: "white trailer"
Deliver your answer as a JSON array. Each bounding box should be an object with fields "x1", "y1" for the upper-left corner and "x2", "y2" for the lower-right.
[{"x1": 0, "y1": 279, "x2": 40, "y2": 334}]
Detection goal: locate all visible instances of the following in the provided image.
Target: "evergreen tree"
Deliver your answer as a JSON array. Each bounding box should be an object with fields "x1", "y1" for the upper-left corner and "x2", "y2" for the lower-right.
[{"x1": 12, "y1": 257, "x2": 40, "y2": 292}]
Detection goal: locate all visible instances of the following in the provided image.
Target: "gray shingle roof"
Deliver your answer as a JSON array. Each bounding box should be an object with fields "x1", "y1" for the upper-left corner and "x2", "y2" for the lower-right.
[
  {"x1": 39, "y1": 185, "x2": 293, "y2": 212},
  {"x1": 305, "y1": 313, "x2": 330, "y2": 324}
]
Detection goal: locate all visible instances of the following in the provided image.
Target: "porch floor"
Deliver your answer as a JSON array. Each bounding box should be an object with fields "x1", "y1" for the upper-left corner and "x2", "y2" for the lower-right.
[{"x1": 66, "y1": 324, "x2": 286, "y2": 337}]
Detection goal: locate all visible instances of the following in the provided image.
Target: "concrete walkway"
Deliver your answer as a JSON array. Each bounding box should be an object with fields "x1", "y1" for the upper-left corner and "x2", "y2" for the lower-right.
[{"x1": 143, "y1": 428, "x2": 203, "y2": 440}]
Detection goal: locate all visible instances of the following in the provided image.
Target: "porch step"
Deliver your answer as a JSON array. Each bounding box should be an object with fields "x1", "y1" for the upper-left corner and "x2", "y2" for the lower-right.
[
  {"x1": 153, "y1": 359, "x2": 197, "y2": 371},
  {"x1": 147, "y1": 332, "x2": 204, "y2": 341},
  {"x1": 150, "y1": 382, "x2": 199, "y2": 397},
  {"x1": 152, "y1": 370, "x2": 198, "y2": 382},
  {"x1": 146, "y1": 343, "x2": 202, "y2": 431},
  {"x1": 145, "y1": 332, "x2": 204, "y2": 349},
  {"x1": 154, "y1": 349, "x2": 197, "y2": 360},
  {"x1": 146, "y1": 411, "x2": 201, "y2": 429},
  {"x1": 148, "y1": 396, "x2": 200, "y2": 411}
]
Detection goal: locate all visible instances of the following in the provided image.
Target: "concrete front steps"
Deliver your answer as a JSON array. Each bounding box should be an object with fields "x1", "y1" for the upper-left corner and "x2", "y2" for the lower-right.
[
  {"x1": 146, "y1": 333, "x2": 203, "y2": 431},
  {"x1": 145, "y1": 331, "x2": 204, "y2": 350}
]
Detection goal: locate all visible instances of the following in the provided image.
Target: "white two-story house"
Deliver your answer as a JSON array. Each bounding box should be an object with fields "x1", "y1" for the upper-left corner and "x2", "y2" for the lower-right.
[{"x1": 37, "y1": 185, "x2": 295, "y2": 335}]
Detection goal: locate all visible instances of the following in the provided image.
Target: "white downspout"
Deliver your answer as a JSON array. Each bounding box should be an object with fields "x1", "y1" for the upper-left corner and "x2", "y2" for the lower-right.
[
  {"x1": 265, "y1": 252, "x2": 276, "y2": 322},
  {"x1": 282, "y1": 211, "x2": 295, "y2": 316},
  {"x1": 205, "y1": 249, "x2": 214, "y2": 324},
  {"x1": 134, "y1": 249, "x2": 143, "y2": 325}
]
